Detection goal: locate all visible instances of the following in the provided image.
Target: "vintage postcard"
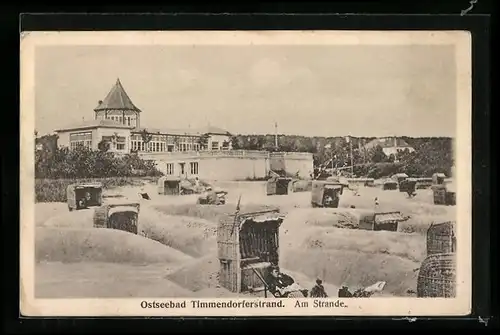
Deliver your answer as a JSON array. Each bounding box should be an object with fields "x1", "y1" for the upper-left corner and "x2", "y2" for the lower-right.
[{"x1": 20, "y1": 30, "x2": 472, "y2": 317}]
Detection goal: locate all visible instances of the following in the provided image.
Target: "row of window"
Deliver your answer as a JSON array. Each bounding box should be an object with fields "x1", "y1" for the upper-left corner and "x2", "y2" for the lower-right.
[
  {"x1": 106, "y1": 115, "x2": 136, "y2": 126},
  {"x1": 69, "y1": 132, "x2": 93, "y2": 150},
  {"x1": 102, "y1": 136, "x2": 126, "y2": 150},
  {"x1": 68, "y1": 131, "x2": 229, "y2": 153},
  {"x1": 70, "y1": 132, "x2": 92, "y2": 141},
  {"x1": 131, "y1": 140, "x2": 201, "y2": 152},
  {"x1": 130, "y1": 134, "x2": 199, "y2": 144},
  {"x1": 69, "y1": 132, "x2": 129, "y2": 151},
  {"x1": 164, "y1": 162, "x2": 199, "y2": 175},
  {"x1": 70, "y1": 140, "x2": 92, "y2": 150},
  {"x1": 131, "y1": 141, "x2": 166, "y2": 152}
]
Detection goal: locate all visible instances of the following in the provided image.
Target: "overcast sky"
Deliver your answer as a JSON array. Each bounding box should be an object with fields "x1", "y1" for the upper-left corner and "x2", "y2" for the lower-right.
[{"x1": 35, "y1": 45, "x2": 456, "y2": 137}]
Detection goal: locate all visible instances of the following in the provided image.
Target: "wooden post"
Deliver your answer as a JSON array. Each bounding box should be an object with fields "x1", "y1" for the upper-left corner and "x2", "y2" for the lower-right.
[
  {"x1": 350, "y1": 140, "x2": 354, "y2": 176},
  {"x1": 274, "y1": 122, "x2": 278, "y2": 150}
]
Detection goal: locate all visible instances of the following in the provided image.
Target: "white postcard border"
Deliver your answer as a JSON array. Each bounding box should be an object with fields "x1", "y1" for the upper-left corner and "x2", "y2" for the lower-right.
[{"x1": 20, "y1": 30, "x2": 472, "y2": 317}]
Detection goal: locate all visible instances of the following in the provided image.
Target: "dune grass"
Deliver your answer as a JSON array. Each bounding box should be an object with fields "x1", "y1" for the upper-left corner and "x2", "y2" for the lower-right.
[
  {"x1": 152, "y1": 203, "x2": 278, "y2": 222},
  {"x1": 35, "y1": 177, "x2": 157, "y2": 203}
]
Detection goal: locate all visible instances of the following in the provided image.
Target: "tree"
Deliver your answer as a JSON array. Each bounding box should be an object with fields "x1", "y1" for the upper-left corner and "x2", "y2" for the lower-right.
[
  {"x1": 98, "y1": 139, "x2": 110, "y2": 152},
  {"x1": 35, "y1": 133, "x2": 59, "y2": 154},
  {"x1": 368, "y1": 145, "x2": 387, "y2": 163},
  {"x1": 173, "y1": 136, "x2": 180, "y2": 151},
  {"x1": 230, "y1": 135, "x2": 244, "y2": 150},
  {"x1": 186, "y1": 133, "x2": 453, "y2": 178},
  {"x1": 140, "y1": 129, "x2": 153, "y2": 152},
  {"x1": 198, "y1": 133, "x2": 210, "y2": 150}
]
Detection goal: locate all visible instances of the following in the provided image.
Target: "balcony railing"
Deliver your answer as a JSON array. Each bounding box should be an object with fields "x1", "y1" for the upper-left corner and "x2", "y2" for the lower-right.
[
  {"x1": 138, "y1": 149, "x2": 271, "y2": 159},
  {"x1": 138, "y1": 150, "x2": 314, "y2": 162}
]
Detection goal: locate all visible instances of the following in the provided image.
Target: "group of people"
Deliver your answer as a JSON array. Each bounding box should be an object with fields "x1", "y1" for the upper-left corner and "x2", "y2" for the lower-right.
[
  {"x1": 265, "y1": 266, "x2": 328, "y2": 298},
  {"x1": 265, "y1": 265, "x2": 385, "y2": 298}
]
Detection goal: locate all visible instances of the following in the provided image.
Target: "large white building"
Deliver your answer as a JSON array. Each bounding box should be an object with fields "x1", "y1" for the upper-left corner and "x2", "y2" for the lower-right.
[
  {"x1": 55, "y1": 78, "x2": 233, "y2": 154},
  {"x1": 54, "y1": 78, "x2": 313, "y2": 181}
]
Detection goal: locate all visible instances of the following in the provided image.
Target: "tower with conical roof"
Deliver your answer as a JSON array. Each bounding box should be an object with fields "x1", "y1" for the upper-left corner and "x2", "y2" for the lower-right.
[{"x1": 94, "y1": 78, "x2": 142, "y2": 129}]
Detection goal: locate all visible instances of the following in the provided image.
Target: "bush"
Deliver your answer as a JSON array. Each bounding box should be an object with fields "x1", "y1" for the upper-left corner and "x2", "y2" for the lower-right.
[
  {"x1": 35, "y1": 177, "x2": 157, "y2": 203},
  {"x1": 230, "y1": 134, "x2": 454, "y2": 179},
  {"x1": 353, "y1": 163, "x2": 405, "y2": 179},
  {"x1": 35, "y1": 146, "x2": 163, "y2": 179}
]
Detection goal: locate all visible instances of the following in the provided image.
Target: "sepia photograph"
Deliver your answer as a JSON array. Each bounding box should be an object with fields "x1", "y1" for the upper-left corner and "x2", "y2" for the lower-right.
[{"x1": 20, "y1": 30, "x2": 472, "y2": 317}]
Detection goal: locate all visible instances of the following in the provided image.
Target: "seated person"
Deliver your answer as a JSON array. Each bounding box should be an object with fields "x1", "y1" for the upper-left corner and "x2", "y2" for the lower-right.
[
  {"x1": 310, "y1": 279, "x2": 328, "y2": 298},
  {"x1": 323, "y1": 194, "x2": 334, "y2": 206},
  {"x1": 77, "y1": 191, "x2": 92, "y2": 209},
  {"x1": 266, "y1": 266, "x2": 302, "y2": 297}
]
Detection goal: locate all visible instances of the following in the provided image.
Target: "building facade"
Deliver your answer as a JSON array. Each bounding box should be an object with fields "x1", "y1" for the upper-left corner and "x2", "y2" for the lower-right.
[
  {"x1": 56, "y1": 119, "x2": 134, "y2": 153},
  {"x1": 141, "y1": 150, "x2": 313, "y2": 181},
  {"x1": 55, "y1": 78, "x2": 232, "y2": 154},
  {"x1": 53, "y1": 78, "x2": 314, "y2": 181}
]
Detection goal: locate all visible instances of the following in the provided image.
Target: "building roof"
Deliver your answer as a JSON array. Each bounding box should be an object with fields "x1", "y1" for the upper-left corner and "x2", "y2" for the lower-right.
[
  {"x1": 134, "y1": 127, "x2": 203, "y2": 137},
  {"x1": 133, "y1": 125, "x2": 232, "y2": 137},
  {"x1": 364, "y1": 137, "x2": 413, "y2": 150},
  {"x1": 94, "y1": 78, "x2": 142, "y2": 113},
  {"x1": 55, "y1": 119, "x2": 134, "y2": 132},
  {"x1": 204, "y1": 126, "x2": 232, "y2": 136}
]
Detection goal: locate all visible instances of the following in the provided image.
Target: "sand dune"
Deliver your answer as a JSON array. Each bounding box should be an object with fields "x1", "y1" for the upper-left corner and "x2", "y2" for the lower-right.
[
  {"x1": 166, "y1": 255, "x2": 355, "y2": 298},
  {"x1": 36, "y1": 261, "x2": 194, "y2": 298},
  {"x1": 278, "y1": 222, "x2": 423, "y2": 296},
  {"x1": 281, "y1": 249, "x2": 418, "y2": 296},
  {"x1": 33, "y1": 180, "x2": 453, "y2": 298},
  {"x1": 35, "y1": 203, "x2": 70, "y2": 227},
  {"x1": 38, "y1": 208, "x2": 95, "y2": 228},
  {"x1": 139, "y1": 207, "x2": 217, "y2": 257},
  {"x1": 36, "y1": 227, "x2": 193, "y2": 265},
  {"x1": 167, "y1": 255, "x2": 220, "y2": 292},
  {"x1": 281, "y1": 225, "x2": 427, "y2": 263}
]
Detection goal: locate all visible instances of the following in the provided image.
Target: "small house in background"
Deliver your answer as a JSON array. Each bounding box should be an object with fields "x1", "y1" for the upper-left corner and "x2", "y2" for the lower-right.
[
  {"x1": 204, "y1": 126, "x2": 233, "y2": 151},
  {"x1": 364, "y1": 137, "x2": 415, "y2": 160}
]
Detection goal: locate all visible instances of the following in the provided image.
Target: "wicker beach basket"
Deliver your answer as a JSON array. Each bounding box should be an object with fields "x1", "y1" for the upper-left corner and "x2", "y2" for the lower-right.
[
  {"x1": 426, "y1": 221, "x2": 456, "y2": 255},
  {"x1": 417, "y1": 253, "x2": 456, "y2": 298}
]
